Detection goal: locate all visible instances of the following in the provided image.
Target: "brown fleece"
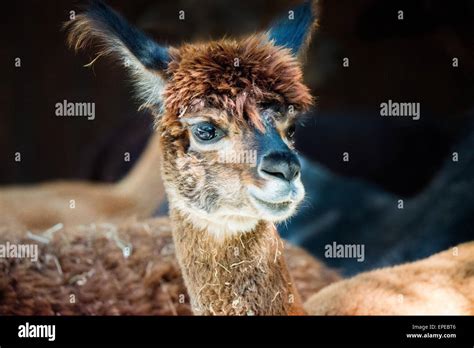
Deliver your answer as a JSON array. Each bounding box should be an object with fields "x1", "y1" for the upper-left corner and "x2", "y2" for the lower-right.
[
  {"x1": 305, "y1": 242, "x2": 474, "y2": 315},
  {"x1": 3, "y1": 216, "x2": 471, "y2": 315},
  {"x1": 0, "y1": 218, "x2": 339, "y2": 315}
]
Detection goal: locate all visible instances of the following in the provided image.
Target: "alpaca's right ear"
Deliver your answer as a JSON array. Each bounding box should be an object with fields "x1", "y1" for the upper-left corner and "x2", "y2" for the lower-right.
[
  {"x1": 267, "y1": 0, "x2": 317, "y2": 62},
  {"x1": 66, "y1": 0, "x2": 170, "y2": 111}
]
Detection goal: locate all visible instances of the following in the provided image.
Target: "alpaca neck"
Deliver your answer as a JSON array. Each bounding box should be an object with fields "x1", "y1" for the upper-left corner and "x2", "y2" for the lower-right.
[{"x1": 169, "y1": 208, "x2": 306, "y2": 315}]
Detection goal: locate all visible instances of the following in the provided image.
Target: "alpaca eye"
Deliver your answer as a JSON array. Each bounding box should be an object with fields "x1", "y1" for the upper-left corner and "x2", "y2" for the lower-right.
[
  {"x1": 286, "y1": 124, "x2": 296, "y2": 140},
  {"x1": 191, "y1": 122, "x2": 225, "y2": 143}
]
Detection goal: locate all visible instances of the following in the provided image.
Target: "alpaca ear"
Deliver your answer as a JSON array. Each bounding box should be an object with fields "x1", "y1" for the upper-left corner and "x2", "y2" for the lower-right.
[
  {"x1": 267, "y1": 0, "x2": 317, "y2": 61},
  {"x1": 66, "y1": 0, "x2": 170, "y2": 111}
]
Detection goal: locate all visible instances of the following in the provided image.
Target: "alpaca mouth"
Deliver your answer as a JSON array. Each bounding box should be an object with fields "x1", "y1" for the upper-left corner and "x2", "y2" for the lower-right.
[{"x1": 249, "y1": 194, "x2": 294, "y2": 216}]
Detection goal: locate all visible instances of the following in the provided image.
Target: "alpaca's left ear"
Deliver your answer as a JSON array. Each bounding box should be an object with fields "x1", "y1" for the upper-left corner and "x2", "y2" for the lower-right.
[
  {"x1": 267, "y1": 0, "x2": 317, "y2": 61},
  {"x1": 66, "y1": 0, "x2": 170, "y2": 112}
]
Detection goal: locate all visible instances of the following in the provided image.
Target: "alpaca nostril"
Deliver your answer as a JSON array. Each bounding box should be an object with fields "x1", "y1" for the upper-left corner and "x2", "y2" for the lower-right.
[{"x1": 259, "y1": 151, "x2": 301, "y2": 182}]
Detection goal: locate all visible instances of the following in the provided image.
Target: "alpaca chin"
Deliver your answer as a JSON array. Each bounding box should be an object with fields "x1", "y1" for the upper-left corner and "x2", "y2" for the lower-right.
[{"x1": 166, "y1": 187, "x2": 259, "y2": 239}]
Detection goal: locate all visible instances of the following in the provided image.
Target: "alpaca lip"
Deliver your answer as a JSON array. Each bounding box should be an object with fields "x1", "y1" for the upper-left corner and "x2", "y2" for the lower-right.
[{"x1": 249, "y1": 194, "x2": 293, "y2": 213}]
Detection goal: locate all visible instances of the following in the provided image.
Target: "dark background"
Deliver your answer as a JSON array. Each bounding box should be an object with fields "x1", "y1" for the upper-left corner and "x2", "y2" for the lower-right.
[{"x1": 1, "y1": 0, "x2": 474, "y2": 196}]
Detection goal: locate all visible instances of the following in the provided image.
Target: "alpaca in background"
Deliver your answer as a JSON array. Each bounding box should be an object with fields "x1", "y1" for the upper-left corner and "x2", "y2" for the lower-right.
[
  {"x1": 0, "y1": 217, "x2": 339, "y2": 315},
  {"x1": 0, "y1": 94, "x2": 165, "y2": 231},
  {"x1": 283, "y1": 116, "x2": 474, "y2": 276}
]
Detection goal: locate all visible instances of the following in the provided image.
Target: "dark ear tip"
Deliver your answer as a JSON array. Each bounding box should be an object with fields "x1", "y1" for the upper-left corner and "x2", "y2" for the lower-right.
[
  {"x1": 68, "y1": 0, "x2": 170, "y2": 71},
  {"x1": 86, "y1": 0, "x2": 106, "y2": 9},
  {"x1": 267, "y1": 0, "x2": 317, "y2": 56}
]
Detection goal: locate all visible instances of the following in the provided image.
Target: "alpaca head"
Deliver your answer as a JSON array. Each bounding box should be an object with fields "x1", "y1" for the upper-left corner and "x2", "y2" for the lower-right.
[{"x1": 68, "y1": 0, "x2": 316, "y2": 236}]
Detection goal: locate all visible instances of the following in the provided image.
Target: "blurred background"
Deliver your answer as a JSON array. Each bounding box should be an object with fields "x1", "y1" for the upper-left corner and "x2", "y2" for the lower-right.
[{"x1": 1, "y1": 0, "x2": 473, "y2": 275}]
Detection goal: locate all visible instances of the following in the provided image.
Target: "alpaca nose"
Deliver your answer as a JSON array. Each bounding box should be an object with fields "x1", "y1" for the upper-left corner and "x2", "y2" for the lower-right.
[{"x1": 259, "y1": 151, "x2": 301, "y2": 182}]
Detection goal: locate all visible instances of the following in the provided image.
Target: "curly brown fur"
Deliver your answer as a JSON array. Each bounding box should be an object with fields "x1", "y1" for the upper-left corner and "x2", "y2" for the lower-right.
[
  {"x1": 0, "y1": 218, "x2": 338, "y2": 315},
  {"x1": 0, "y1": 218, "x2": 189, "y2": 315},
  {"x1": 163, "y1": 35, "x2": 313, "y2": 131}
]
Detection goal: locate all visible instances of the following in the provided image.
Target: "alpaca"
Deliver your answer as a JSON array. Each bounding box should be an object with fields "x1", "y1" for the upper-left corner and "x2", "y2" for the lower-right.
[
  {"x1": 0, "y1": 132, "x2": 165, "y2": 230},
  {"x1": 64, "y1": 0, "x2": 474, "y2": 316},
  {"x1": 305, "y1": 241, "x2": 474, "y2": 315},
  {"x1": 66, "y1": 0, "x2": 317, "y2": 315}
]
